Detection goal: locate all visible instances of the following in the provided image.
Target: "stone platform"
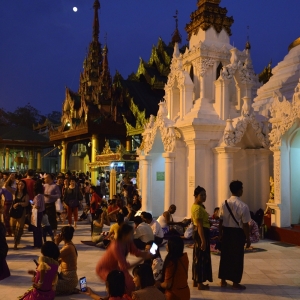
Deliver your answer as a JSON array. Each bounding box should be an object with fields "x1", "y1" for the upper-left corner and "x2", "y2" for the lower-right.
[{"x1": 2, "y1": 220, "x2": 300, "y2": 300}]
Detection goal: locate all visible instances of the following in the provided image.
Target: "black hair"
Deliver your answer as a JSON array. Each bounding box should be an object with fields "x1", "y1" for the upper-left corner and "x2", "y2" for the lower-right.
[
  {"x1": 95, "y1": 208, "x2": 103, "y2": 220},
  {"x1": 194, "y1": 185, "x2": 206, "y2": 197},
  {"x1": 41, "y1": 241, "x2": 60, "y2": 260},
  {"x1": 90, "y1": 185, "x2": 96, "y2": 192},
  {"x1": 214, "y1": 207, "x2": 220, "y2": 213},
  {"x1": 133, "y1": 216, "x2": 143, "y2": 226},
  {"x1": 116, "y1": 213, "x2": 124, "y2": 225},
  {"x1": 19, "y1": 179, "x2": 28, "y2": 199},
  {"x1": 27, "y1": 169, "x2": 34, "y2": 177},
  {"x1": 132, "y1": 264, "x2": 155, "y2": 289},
  {"x1": 117, "y1": 223, "x2": 134, "y2": 241},
  {"x1": 34, "y1": 179, "x2": 44, "y2": 196},
  {"x1": 229, "y1": 180, "x2": 243, "y2": 195},
  {"x1": 161, "y1": 236, "x2": 184, "y2": 286},
  {"x1": 70, "y1": 176, "x2": 76, "y2": 182},
  {"x1": 61, "y1": 226, "x2": 74, "y2": 242},
  {"x1": 143, "y1": 212, "x2": 152, "y2": 221},
  {"x1": 106, "y1": 270, "x2": 125, "y2": 297}
]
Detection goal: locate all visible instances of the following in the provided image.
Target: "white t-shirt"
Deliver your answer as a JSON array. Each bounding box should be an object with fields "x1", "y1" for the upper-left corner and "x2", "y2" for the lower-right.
[
  {"x1": 150, "y1": 219, "x2": 164, "y2": 238},
  {"x1": 134, "y1": 222, "x2": 154, "y2": 243},
  {"x1": 157, "y1": 212, "x2": 173, "y2": 229},
  {"x1": 220, "y1": 196, "x2": 251, "y2": 228}
]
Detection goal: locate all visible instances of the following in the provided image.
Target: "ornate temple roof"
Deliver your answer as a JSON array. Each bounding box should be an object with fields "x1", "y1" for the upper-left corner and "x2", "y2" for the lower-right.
[{"x1": 185, "y1": 0, "x2": 234, "y2": 40}]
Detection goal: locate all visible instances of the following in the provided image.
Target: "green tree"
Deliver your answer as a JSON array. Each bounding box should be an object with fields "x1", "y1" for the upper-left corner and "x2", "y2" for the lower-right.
[
  {"x1": 46, "y1": 110, "x2": 62, "y2": 124},
  {"x1": 7, "y1": 103, "x2": 43, "y2": 128}
]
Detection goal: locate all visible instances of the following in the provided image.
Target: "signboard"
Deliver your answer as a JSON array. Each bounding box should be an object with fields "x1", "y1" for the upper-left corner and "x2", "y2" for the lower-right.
[
  {"x1": 156, "y1": 172, "x2": 165, "y2": 181},
  {"x1": 95, "y1": 154, "x2": 120, "y2": 162}
]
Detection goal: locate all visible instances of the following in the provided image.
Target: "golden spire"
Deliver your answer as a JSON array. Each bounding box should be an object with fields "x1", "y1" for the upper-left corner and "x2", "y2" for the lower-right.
[
  {"x1": 185, "y1": 0, "x2": 234, "y2": 40},
  {"x1": 93, "y1": 0, "x2": 100, "y2": 42},
  {"x1": 171, "y1": 10, "x2": 182, "y2": 45}
]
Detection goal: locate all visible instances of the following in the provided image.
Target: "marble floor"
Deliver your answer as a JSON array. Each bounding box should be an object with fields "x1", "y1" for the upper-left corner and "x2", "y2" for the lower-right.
[{"x1": 2, "y1": 220, "x2": 300, "y2": 300}]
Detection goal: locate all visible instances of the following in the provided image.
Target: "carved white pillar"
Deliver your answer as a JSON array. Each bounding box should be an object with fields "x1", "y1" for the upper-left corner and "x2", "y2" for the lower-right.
[
  {"x1": 162, "y1": 152, "x2": 175, "y2": 211},
  {"x1": 213, "y1": 146, "x2": 241, "y2": 206},
  {"x1": 214, "y1": 77, "x2": 231, "y2": 120},
  {"x1": 140, "y1": 155, "x2": 152, "y2": 212},
  {"x1": 186, "y1": 139, "x2": 209, "y2": 211}
]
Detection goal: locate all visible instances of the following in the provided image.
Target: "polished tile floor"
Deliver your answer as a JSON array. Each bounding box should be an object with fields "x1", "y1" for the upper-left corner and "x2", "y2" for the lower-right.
[{"x1": 2, "y1": 221, "x2": 300, "y2": 300}]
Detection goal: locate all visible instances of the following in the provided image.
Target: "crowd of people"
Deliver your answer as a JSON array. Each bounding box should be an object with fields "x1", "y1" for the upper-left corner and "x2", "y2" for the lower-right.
[{"x1": 0, "y1": 169, "x2": 263, "y2": 299}]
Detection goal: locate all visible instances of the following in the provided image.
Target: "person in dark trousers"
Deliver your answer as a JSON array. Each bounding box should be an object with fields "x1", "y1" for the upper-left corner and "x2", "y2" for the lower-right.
[{"x1": 218, "y1": 180, "x2": 251, "y2": 290}]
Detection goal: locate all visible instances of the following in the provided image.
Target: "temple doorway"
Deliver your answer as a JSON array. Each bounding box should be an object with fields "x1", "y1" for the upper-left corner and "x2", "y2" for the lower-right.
[{"x1": 290, "y1": 129, "x2": 300, "y2": 224}]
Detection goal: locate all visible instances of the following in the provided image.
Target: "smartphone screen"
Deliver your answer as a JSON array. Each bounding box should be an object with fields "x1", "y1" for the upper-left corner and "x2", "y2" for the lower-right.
[
  {"x1": 30, "y1": 200, "x2": 34, "y2": 205},
  {"x1": 150, "y1": 243, "x2": 158, "y2": 255},
  {"x1": 79, "y1": 277, "x2": 87, "y2": 292}
]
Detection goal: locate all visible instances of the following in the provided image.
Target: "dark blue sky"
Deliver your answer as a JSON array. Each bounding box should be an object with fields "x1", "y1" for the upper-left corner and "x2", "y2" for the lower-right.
[{"x1": 0, "y1": 0, "x2": 299, "y2": 114}]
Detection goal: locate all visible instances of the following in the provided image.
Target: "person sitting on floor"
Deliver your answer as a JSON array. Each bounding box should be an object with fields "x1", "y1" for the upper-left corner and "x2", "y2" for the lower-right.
[
  {"x1": 81, "y1": 270, "x2": 132, "y2": 300},
  {"x1": 107, "y1": 199, "x2": 119, "y2": 222},
  {"x1": 249, "y1": 219, "x2": 260, "y2": 244},
  {"x1": 133, "y1": 216, "x2": 154, "y2": 250},
  {"x1": 157, "y1": 205, "x2": 184, "y2": 237},
  {"x1": 19, "y1": 241, "x2": 60, "y2": 299},
  {"x1": 55, "y1": 226, "x2": 79, "y2": 296},
  {"x1": 91, "y1": 208, "x2": 110, "y2": 244},
  {"x1": 142, "y1": 212, "x2": 164, "y2": 246},
  {"x1": 132, "y1": 263, "x2": 165, "y2": 300}
]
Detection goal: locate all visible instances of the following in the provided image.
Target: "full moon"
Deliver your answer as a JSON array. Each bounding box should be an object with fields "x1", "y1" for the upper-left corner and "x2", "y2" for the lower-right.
[{"x1": 73, "y1": 7, "x2": 78, "y2": 12}]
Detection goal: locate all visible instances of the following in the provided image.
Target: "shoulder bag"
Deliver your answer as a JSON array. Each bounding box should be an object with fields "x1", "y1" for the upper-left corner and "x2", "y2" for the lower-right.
[{"x1": 225, "y1": 200, "x2": 240, "y2": 227}]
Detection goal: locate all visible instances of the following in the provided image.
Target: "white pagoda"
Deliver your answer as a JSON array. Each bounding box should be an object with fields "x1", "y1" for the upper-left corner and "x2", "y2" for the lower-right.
[{"x1": 137, "y1": 0, "x2": 272, "y2": 218}]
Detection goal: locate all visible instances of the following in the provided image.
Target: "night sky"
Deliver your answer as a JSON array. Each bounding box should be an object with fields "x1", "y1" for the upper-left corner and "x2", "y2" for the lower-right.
[{"x1": 0, "y1": 0, "x2": 299, "y2": 114}]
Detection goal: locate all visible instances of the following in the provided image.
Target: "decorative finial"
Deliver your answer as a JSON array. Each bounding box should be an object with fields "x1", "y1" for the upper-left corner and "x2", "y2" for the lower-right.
[
  {"x1": 245, "y1": 25, "x2": 251, "y2": 50},
  {"x1": 171, "y1": 10, "x2": 182, "y2": 45},
  {"x1": 92, "y1": 0, "x2": 100, "y2": 42}
]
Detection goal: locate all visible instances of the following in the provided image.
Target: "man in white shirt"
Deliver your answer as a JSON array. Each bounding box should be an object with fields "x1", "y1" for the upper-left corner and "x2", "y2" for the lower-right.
[
  {"x1": 218, "y1": 180, "x2": 251, "y2": 290},
  {"x1": 142, "y1": 212, "x2": 164, "y2": 246},
  {"x1": 133, "y1": 216, "x2": 154, "y2": 250}
]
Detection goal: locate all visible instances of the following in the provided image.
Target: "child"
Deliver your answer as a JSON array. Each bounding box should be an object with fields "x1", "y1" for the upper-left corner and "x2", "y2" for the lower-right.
[
  {"x1": 19, "y1": 241, "x2": 60, "y2": 299},
  {"x1": 42, "y1": 211, "x2": 54, "y2": 243}
]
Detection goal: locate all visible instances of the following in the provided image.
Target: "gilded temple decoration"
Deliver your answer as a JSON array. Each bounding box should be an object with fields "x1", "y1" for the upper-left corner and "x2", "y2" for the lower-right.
[
  {"x1": 185, "y1": 0, "x2": 234, "y2": 40},
  {"x1": 101, "y1": 140, "x2": 114, "y2": 154}
]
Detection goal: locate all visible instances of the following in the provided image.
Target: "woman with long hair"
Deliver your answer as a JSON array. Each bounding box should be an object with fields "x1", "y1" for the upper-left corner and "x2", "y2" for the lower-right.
[
  {"x1": 191, "y1": 186, "x2": 212, "y2": 290},
  {"x1": 155, "y1": 235, "x2": 190, "y2": 300},
  {"x1": 32, "y1": 179, "x2": 45, "y2": 248},
  {"x1": 96, "y1": 223, "x2": 152, "y2": 295},
  {"x1": 10, "y1": 179, "x2": 29, "y2": 250},
  {"x1": 132, "y1": 264, "x2": 165, "y2": 300}
]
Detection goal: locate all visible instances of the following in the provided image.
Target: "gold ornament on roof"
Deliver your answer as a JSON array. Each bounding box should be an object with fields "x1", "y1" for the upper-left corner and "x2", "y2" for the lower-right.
[{"x1": 101, "y1": 140, "x2": 113, "y2": 154}]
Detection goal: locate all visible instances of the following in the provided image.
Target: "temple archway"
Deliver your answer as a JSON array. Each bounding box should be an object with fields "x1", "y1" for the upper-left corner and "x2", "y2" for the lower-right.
[{"x1": 290, "y1": 129, "x2": 300, "y2": 224}]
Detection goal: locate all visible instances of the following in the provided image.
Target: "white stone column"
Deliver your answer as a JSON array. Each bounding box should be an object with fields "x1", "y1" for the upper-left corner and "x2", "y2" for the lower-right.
[
  {"x1": 213, "y1": 146, "x2": 240, "y2": 206},
  {"x1": 257, "y1": 149, "x2": 272, "y2": 208},
  {"x1": 109, "y1": 169, "x2": 117, "y2": 199},
  {"x1": 162, "y1": 152, "x2": 175, "y2": 211},
  {"x1": 185, "y1": 139, "x2": 210, "y2": 211},
  {"x1": 139, "y1": 155, "x2": 152, "y2": 212}
]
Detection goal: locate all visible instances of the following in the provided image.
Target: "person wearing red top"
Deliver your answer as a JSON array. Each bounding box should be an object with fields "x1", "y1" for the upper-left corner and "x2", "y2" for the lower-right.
[
  {"x1": 108, "y1": 199, "x2": 119, "y2": 222},
  {"x1": 96, "y1": 224, "x2": 152, "y2": 295},
  {"x1": 22, "y1": 170, "x2": 35, "y2": 200},
  {"x1": 90, "y1": 186, "x2": 101, "y2": 231}
]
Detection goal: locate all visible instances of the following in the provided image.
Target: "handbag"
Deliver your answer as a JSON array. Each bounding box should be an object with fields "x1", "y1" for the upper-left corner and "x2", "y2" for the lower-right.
[
  {"x1": 55, "y1": 198, "x2": 63, "y2": 212},
  {"x1": 31, "y1": 207, "x2": 38, "y2": 227},
  {"x1": 9, "y1": 202, "x2": 24, "y2": 219}
]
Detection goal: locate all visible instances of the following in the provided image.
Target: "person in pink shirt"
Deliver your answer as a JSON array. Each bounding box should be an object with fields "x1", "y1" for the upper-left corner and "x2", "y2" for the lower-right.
[{"x1": 96, "y1": 223, "x2": 152, "y2": 295}]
